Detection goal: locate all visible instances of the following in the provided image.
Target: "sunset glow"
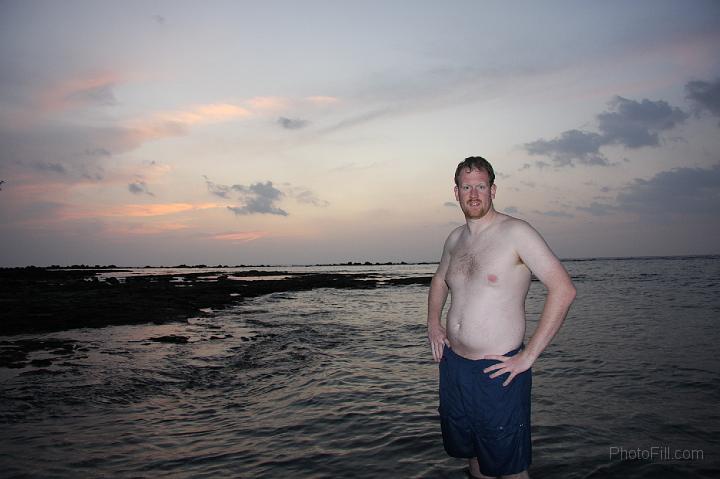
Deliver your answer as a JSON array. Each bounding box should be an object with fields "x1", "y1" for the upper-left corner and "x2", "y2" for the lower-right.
[{"x1": 1, "y1": 1, "x2": 718, "y2": 266}]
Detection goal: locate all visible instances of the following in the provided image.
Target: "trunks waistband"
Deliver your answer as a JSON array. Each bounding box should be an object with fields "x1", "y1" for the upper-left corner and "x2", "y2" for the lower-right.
[{"x1": 444, "y1": 344, "x2": 524, "y2": 365}]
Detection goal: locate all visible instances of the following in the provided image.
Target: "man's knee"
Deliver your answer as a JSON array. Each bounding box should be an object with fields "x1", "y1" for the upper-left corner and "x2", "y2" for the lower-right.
[
  {"x1": 469, "y1": 457, "x2": 497, "y2": 479},
  {"x1": 500, "y1": 471, "x2": 529, "y2": 479}
]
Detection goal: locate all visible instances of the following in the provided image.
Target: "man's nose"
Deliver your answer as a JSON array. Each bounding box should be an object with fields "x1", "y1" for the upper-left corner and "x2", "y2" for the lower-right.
[{"x1": 469, "y1": 187, "x2": 479, "y2": 197}]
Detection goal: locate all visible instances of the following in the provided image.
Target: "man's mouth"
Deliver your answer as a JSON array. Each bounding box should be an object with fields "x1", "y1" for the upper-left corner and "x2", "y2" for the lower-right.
[{"x1": 468, "y1": 200, "x2": 481, "y2": 207}]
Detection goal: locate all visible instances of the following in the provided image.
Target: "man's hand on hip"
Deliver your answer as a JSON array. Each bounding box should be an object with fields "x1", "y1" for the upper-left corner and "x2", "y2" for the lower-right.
[
  {"x1": 428, "y1": 323, "x2": 450, "y2": 362},
  {"x1": 482, "y1": 351, "x2": 534, "y2": 387}
]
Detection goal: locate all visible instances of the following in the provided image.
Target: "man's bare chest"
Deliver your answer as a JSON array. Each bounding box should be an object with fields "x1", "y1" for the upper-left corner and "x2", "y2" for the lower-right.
[{"x1": 447, "y1": 239, "x2": 519, "y2": 285}]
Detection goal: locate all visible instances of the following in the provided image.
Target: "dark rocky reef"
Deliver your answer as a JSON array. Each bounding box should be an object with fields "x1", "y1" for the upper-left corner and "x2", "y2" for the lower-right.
[{"x1": 0, "y1": 268, "x2": 431, "y2": 336}]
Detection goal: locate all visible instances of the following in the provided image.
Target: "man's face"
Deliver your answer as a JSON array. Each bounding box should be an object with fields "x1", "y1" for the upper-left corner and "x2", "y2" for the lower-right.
[{"x1": 454, "y1": 168, "x2": 496, "y2": 220}]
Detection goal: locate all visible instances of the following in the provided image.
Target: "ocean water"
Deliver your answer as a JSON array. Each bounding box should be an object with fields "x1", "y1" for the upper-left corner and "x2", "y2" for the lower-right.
[{"x1": 1, "y1": 257, "x2": 718, "y2": 478}]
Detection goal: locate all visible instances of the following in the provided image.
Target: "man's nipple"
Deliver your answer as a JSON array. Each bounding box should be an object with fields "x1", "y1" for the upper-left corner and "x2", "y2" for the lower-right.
[{"x1": 487, "y1": 274, "x2": 498, "y2": 283}]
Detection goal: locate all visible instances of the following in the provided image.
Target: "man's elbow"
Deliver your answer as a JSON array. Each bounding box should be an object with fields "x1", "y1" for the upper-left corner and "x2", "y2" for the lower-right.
[
  {"x1": 550, "y1": 279, "x2": 576, "y2": 304},
  {"x1": 562, "y1": 281, "x2": 577, "y2": 305},
  {"x1": 430, "y1": 274, "x2": 448, "y2": 291}
]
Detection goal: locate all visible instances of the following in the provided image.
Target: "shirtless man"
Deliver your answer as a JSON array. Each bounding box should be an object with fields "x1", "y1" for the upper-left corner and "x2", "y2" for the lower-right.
[{"x1": 427, "y1": 157, "x2": 576, "y2": 479}]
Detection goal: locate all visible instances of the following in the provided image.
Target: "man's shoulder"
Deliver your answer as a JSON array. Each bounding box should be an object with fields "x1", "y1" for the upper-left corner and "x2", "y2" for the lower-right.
[
  {"x1": 493, "y1": 214, "x2": 542, "y2": 244},
  {"x1": 445, "y1": 224, "x2": 465, "y2": 240},
  {"x1": 442, "y1": 224, "x2": 465, "y2": 249},
  {"x1": 495, "y1": 213, "x2": 533, "y2": 232}
]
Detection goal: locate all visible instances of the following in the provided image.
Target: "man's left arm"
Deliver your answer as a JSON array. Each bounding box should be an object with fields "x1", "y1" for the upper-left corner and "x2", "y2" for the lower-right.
[{"x1": 484, "y1": 221, "x2": 576, "y2": 386}]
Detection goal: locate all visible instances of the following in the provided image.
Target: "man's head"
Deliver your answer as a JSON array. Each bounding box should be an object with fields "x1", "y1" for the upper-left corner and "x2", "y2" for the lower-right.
[
  {"x1": 454, "y1": 156, "x2": 496, "y2": 220},
  {"x1": 454, "y1": 156, "x2": 495, "y2": 187}
]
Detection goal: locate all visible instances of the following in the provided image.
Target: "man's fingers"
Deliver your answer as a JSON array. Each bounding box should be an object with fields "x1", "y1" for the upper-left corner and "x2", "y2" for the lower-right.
[
  {"x1": 489, "y1": 370, "x2": 502, "y2": 379},
  {"x1": 503, "y1": 372, "x2": 516, "y2": 387},
  {"x1": 431, "y1": 341, "x2": 444, "y2": 362},
  {"x1": 482, "y1": 362, "x2": 506, "y2": 374}
]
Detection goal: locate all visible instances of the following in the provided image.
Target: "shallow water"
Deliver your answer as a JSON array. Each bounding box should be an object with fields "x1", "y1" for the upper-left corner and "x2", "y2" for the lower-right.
[{"x1": 1, "y1": 257, "x2": 718, "y2": 478}]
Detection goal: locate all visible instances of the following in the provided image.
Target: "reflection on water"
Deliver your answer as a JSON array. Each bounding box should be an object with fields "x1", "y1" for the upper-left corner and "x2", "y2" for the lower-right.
[{"x1": 1, "y1": 257, "x2": 719, "y2": 478}]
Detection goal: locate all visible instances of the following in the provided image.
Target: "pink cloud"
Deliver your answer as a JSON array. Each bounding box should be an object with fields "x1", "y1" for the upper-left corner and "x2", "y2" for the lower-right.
[
  {"x1": 99, "y1": 202, "x2": 220, "y2": 218},
  {"x1": 47, "y1": 202, "x2": 221, "y2": 222},
  {"x1": 103, "y1": 222, "x2": 192, "y2": 236},
  {"x1": 149, "y1": 103, "x2": 252, "y2": 126},
  {"x1": 305, "y1": 95, "x2": 341, "y2": 105},
  {"x1": 40, "y1": 71, "x2": 123, "y2": 113},
  {"x1": 211, "y1": 231, "x2": 269, "y2": 242},
  {"x1": 245, "y1": 96, "x2": 289, "y2": 111}
]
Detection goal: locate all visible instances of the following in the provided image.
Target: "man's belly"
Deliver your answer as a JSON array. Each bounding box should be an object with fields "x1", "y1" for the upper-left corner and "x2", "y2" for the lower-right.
[{"x1": 446, "y1": 301, "x2": 526, "y2": 359}]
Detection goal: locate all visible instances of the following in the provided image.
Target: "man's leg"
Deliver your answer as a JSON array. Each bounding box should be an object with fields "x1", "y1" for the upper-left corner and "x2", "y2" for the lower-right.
[
  {"x1": 468, "y1": 458, "x2": 530, "y2": 479},
  {"x1": 469, "y1": 457, "x2": 494, "y2": 479},
  {"x1": 500, "y1": 472, "x2": 529, "y2": 479}
]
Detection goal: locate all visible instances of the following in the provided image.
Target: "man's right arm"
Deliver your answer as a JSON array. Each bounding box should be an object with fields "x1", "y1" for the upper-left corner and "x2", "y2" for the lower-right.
[{"x1": 427, "y1": 230, "x2": 456, "y2": 362}]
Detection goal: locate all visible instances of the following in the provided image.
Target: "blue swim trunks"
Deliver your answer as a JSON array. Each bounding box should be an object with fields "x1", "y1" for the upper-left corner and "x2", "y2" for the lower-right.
[{"x1": 438, "y1": 345, "x2": 532, "y2": 477}]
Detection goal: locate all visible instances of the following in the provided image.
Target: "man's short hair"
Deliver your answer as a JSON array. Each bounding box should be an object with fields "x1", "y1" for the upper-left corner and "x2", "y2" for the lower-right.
[{"x1": 454, "y1": 156, "x2": 495, "y2": 187}]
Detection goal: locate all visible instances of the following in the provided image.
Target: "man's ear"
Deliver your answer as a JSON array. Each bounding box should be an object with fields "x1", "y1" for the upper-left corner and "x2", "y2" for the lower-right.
[
  {"x1": 490, "y1": 183, "x2": 496, "y2": 199},
  {"x1": 454, "y1": 185, "x2": 459, "y2": 201}
]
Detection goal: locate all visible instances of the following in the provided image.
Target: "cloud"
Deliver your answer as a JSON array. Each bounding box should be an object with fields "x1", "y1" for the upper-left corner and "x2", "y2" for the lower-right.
[
  {"x1": 616, "y1": 163, "x2": 720, "y2": 215},
  {"x1": 524, "y1": 129, "x2": 607, "y2": 166},
  {"x1": 329, "y1": 161, "x2": 382, "y2": 173},
  {"x1": 128, "y1": 181, "x2": 154, "y2": 196},
  {"x1": 597, "y1": 96, "x2": 689, "y2": 148},
  {"x1": 149, "y1": 103, "x2": 251, "y2": 126},
  {"x1": 31, "y1": 161, "x2": 67, "y2": 174},
  {"x1": 685, "y1": 77, "x2": 720, "y2": 122},
  {"x1": 92, "y1": 203, "x2": 217, "y2": 218},
  {"x1": 533, "y1": 209, "x2": 574, "y2": 218},
  {"x1": 576, "y1": 202, "x2": 617, "y2": 216},
  {"x1": 246, "y1": 96, "x2": 288, "y2": 111},
  {"x1": 103, "y1": 221, "x2": 190, "y2": 236},
  {"x1": 284, "y1": 186, "x2": 329, "y2": 207},
  {"x1": 575, "y1": 164, "x2": 720, "y2": 217},
  {"x1": 65, "y1": 82, "x2": 117, "y2": 107},
  {"x1": 211, "y1": 231, "x2": 269, "y2": 242},
  {"x1": 524, "y1": 95, "x2": 688, "y2": 167},
  {"x1": 227, "y1": 181, "x2": 288, "y2": 216},
  {"x1": 1, "y1": 99, "x2": 254, "y2": 182},
  {"x1": 278, "y1": 117, "x2": 310, "y2": 130},
  {"x1": 292, "y1": 189, "x2": 329, "y2": 207},
  {"x1": 205, "y1": 177, "x2": 329, "y2": 215},
  {"x1": 319, "y1": 108, "x2": 392, "y2": 135},
  {"x1": 37, "y1": 72, "x2": 122, "y2": 114},
  {"x1": 203, "y1": 176, "x2": 232, "y2": 198},
  {"x1": 305, "y1": 96, "x2": 340, "y2": 105}
]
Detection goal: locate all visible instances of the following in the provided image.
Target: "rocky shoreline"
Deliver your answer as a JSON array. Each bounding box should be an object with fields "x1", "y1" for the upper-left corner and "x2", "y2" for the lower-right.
[{"x1": 0, "y1": 267, "x2": 431, "y2": 336}]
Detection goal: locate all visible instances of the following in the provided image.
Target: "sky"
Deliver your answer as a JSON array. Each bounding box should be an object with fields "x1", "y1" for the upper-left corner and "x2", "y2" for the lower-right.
[{"x1": 1, "y1": 0, "x2": 719, "y2": 266}]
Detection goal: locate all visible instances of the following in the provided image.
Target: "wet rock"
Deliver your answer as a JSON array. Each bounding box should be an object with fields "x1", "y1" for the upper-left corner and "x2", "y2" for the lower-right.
[
  {"x1": 1, "y1": 267, "x2": 426, "y2": 336},
  {"x1": 0, "y1": 339, "x2": 79, "y2": 368},
  {"x1": 148, "y1": 335, "x2": 189, "y2": 344},
  {"x1": 209, "y1": 334, "x2": 232, "y2": 340},
  {"x1": 385, "y1": 276, "x2": 432, "y2": 286}
]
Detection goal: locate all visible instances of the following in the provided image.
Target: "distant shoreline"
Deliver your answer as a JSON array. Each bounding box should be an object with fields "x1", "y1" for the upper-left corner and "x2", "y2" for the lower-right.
[{"x1": 1, "y1": 253, "x2": 718, "y2": 270}]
